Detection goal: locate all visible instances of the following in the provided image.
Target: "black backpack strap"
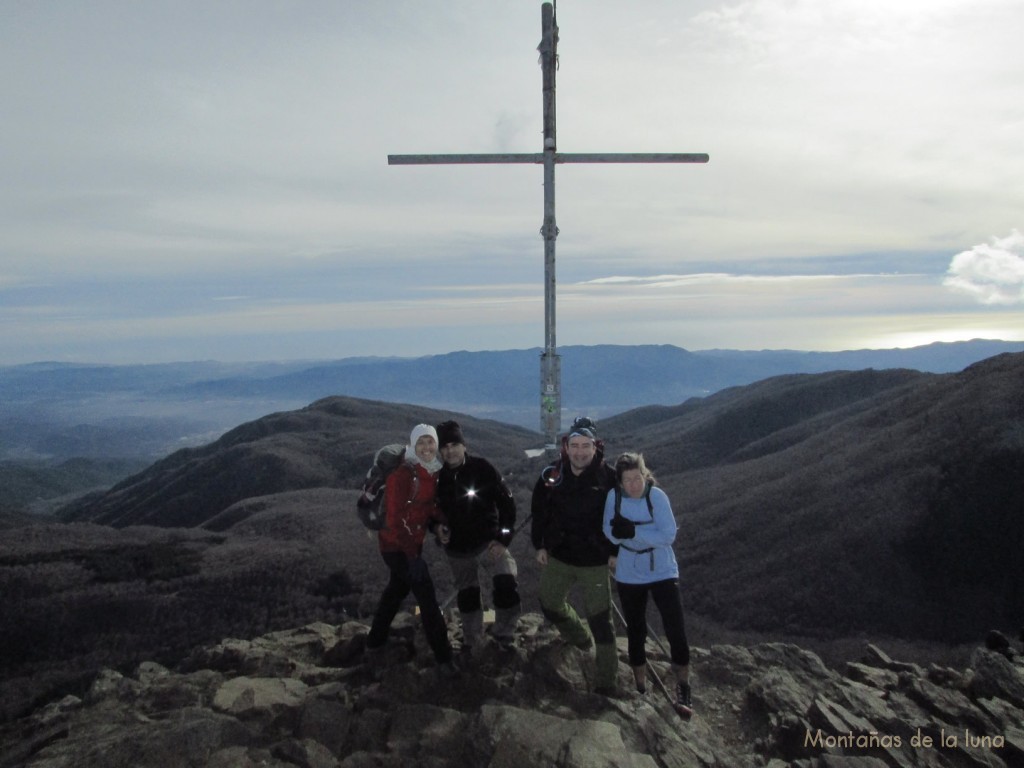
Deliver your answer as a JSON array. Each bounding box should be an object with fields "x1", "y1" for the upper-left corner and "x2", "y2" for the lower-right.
[{"x1": 615, "y1": 484, "x2": 654, "y2": 523}]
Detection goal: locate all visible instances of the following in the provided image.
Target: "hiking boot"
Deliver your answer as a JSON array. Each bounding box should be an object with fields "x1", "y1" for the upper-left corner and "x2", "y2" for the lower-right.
[{"x1": 676, "y1": 682, "x2": 694, "y2": 717}]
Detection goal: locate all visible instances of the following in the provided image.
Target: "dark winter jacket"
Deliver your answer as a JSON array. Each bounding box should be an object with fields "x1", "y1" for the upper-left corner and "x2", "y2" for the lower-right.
[
  {"x1": 531, "y1": 451, "x2": 617, "y2": 567},
  {"x1": 436, "y1": 453, "x2": 517, "y2": 553}
]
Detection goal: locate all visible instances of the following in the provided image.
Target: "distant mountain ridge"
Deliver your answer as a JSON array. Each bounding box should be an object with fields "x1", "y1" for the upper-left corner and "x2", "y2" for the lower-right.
[
  {"x1": 602, "y1": 354, "x2": 1024, "y2": 640},
  {"x1": 57, "y1": 400, "x2": 538, "y2": 529},
  {"x1": 3, "y1": 339, "x2": 1023, "y2": 460},
  {"x1": 127, "y1": 339, "x2": 1024, "y2": 413},
  {"x1": 56, "y1": 352, "x2": 1024, "y2": 643}
]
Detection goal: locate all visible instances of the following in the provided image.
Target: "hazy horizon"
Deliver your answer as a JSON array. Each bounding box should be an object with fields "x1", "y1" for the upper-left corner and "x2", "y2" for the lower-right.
[{"x1": 3, "y1": 337, "x2": 1022, "y2": 371}]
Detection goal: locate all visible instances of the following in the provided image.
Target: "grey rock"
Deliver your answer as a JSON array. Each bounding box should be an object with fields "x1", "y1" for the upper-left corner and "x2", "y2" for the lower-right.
[
  {"x1": 900, "y1": 672, "x2": 999, "y2": 734},
  {"x1": 271, "y1": 737, "x2": 340, "y2": 768},
  {"x1": 845, "y1": 662, "x2": 899, "y2": 691},
  {"x1": 1002, "y1": 726, "x2": 1024, "y2": 764},
  {"x1": 3, "y1": 619, "x2": 1022, "y2": 768},
  {"x1": 968, "y1": 649, "x2": 1024, "y2": 709},
  {"x1": 212, "y1": 675, "x2": 310, "y2": 733},
  {"x1": 818, "y1": 756, "x2": 890, "y2": 767},
  {"x1": 479, "y1": 704, "x2": 657, "y2": 768},
  {"x1": 863, "y1": 644, "x2": 924, "y2": 676}
]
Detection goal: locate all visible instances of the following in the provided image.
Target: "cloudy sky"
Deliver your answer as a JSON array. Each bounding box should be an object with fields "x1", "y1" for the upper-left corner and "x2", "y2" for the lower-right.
[{"x1": 2, "y1": 0, "x2": 1023, "y2": 365}]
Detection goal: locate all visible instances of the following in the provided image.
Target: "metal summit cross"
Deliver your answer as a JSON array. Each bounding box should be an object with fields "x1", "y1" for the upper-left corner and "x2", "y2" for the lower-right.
[{"x1": 388, "y1": 3, "x2": 708, "y2": 452}]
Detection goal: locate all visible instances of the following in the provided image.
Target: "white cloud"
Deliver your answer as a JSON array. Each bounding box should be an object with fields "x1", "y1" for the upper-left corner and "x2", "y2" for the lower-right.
[
  {"x1": 943, "y1": 230, "x2": 1024, "y2": 305},
  {"x1": 577, "y1": 272, "x2": 911, "y2": 289}
]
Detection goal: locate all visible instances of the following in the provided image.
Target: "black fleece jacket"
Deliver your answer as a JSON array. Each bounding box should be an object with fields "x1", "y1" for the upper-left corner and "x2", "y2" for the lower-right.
[
  {"x1": 436, "y1": 453, "x2": 517, "y2": 554},
  {"x1": 531, "y1": 452, "x2": 617, "y2": 568}
]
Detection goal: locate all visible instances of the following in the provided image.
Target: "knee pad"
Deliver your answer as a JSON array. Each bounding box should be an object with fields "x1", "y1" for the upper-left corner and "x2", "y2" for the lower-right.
[
  {"x1": 457, "y1": 586, "x2": 482, "y2": 613},
  {"x1": 492, "y1": 574, "x2": 521, "y2": 610},
  {"x1": 587, "y1": 609, "x2": 615, "y2": 645}
]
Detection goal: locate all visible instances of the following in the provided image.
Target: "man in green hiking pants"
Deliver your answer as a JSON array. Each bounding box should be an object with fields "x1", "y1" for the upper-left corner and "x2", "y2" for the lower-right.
[{"x1": 531, "y1": 417, "x2": 619, "y2": 695}]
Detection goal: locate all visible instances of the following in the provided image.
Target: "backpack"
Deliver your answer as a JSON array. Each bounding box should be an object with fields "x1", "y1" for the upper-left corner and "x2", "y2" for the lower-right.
[{"x1": 356, "y1": 444, "x2": 417, "y2": 530}]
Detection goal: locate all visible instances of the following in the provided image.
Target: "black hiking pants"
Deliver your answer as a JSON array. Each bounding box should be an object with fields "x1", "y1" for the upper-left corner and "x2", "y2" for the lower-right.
[
  {"x1": 617, "y1": 578, "x2": 690, "y2": 668},
  {"x1": 368, "y1": 551, "x2": 453, "y2": 663}
]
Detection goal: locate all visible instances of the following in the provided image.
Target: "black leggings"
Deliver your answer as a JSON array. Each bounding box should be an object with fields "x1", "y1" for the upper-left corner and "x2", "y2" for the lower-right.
[
  {"x1": 368, "y1": 551, "x2": 452, "y2": 663},
  {"x1": 616, "y1": 578, "x2": 690, "y2": 668}
]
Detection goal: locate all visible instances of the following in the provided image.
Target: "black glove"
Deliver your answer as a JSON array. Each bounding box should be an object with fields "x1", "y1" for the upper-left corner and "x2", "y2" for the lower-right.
[{"x1": 611, "y1": 514, "x2": 635, "y2": 540}]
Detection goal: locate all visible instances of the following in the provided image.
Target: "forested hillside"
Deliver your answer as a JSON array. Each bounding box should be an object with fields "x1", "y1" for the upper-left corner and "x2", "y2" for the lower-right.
[{"x1": 607, "y1": 355, "x2": 1023, "y2": 641}]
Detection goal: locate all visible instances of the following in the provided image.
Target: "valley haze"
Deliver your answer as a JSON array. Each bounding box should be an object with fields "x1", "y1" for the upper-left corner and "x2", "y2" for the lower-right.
[{"x1": 3, "y1": 340, "x2": 1024, "y2": 462}]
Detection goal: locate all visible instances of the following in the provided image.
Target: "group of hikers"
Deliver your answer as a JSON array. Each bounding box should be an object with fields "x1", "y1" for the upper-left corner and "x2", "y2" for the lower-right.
[{"x1": 361, "y1": 415, "x2": 693, "y2": 715}]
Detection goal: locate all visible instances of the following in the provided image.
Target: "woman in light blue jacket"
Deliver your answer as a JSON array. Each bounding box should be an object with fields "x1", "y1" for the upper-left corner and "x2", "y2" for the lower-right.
[{"x1": 603, "y1": 452, "x2": 691, "y2": 714}]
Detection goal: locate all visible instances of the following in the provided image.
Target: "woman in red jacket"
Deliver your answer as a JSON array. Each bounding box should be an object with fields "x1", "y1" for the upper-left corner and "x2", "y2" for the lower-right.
[{"x1": 365, "y1": 424, "x2": 457, "y2": 677}]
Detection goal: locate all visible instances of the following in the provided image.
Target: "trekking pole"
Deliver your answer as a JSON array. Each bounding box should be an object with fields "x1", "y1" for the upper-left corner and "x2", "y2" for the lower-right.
[
  {"x1": 642, "y1": 617, "x2": 673, "y2": 663},
  {"x1": 610, "y1": 599, "x2": 691, "y2": 720},
  {"x1": 610, "y1": 600, "x2": 666, "y2": 692},
  {"x1": 506, "y1": 510, "x2": 533, "y2": 540}
]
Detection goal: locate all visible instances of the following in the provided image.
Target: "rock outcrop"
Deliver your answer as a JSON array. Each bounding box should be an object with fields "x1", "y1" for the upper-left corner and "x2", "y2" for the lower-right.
[{"x1": 2, "y1": 614, "x2": 1022, "y2": 768}]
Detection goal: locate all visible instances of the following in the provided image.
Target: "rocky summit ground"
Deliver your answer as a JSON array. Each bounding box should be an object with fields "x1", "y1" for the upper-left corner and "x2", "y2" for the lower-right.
[{"x1": 2, "y1": 612, "x2": 1023, "y2": 768}]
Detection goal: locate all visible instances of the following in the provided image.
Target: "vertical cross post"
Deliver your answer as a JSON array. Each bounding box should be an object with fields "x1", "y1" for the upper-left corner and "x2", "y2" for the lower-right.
[
  {"x1": 539, "y1": 1, "x2": 560, "y2": 451},
  {"x1": 388, "y1": 3, "x2": 708, "y2": 452}
]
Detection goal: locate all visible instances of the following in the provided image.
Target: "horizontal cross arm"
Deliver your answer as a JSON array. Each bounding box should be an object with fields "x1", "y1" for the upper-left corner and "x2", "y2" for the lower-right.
[
  {"x1": 388, "y1": 152, "x2": 709, "y2": 166},
  {"x1": 388, "y1": 153, "x2": 543, "y2": 165},
  {"x1": 556, "y1": 152, "x2": 709, "y2": 164}
]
